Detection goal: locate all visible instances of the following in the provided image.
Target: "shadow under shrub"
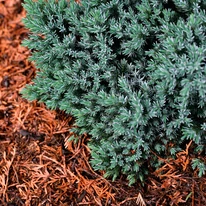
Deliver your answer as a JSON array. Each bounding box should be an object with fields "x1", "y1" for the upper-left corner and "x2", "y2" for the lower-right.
[{"x1": 21, "y1": 0, "x2": 206, "y2": 184}]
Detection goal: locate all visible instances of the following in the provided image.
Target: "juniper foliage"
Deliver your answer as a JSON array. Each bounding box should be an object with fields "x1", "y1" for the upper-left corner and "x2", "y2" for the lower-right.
[{"x1": 22, "y1": 0, "x2": 206, "y2": 184}]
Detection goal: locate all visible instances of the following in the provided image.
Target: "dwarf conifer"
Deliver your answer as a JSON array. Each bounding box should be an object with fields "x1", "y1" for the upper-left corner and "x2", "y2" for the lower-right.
[{"x1": 22, "y1": 0, "x2": 206, "y2": 184}]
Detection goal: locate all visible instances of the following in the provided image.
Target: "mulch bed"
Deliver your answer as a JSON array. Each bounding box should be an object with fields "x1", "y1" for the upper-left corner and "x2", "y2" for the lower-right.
[{"x1": 0, "y1": 0, "x2": 205, "y2": 205}]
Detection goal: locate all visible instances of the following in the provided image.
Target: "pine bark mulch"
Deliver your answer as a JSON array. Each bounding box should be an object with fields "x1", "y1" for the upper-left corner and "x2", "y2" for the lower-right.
[{"x1": 0, "y1": 0, "x2": 205, "y2": 205}]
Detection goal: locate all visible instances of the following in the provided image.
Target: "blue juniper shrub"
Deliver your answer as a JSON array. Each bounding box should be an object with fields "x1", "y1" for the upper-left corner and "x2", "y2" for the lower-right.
[{"x1": 22, "y1": 0, "x2": 206, "y2": 184}]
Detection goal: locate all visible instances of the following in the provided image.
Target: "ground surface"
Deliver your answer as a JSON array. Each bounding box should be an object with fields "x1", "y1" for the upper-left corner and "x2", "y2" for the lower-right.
[{"x1": 0, "y1": 0, "x2": 205, "y2": 205}]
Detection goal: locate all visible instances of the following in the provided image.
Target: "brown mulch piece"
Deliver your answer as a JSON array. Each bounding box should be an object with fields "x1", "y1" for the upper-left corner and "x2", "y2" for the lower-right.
[{"x1": 0, "y1": 0, "x2": 205, "y2": 205}]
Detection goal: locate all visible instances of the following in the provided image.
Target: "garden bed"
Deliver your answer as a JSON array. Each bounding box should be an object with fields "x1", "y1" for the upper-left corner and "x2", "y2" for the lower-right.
[{"x1": 0, "y1": 0, "x2": 205, "y2": 205}]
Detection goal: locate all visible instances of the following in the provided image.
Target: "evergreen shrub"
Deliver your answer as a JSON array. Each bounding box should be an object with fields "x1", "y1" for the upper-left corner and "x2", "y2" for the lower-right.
[{"x1": 22, "y1": 0, "x2": 206, "y2": 184}]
